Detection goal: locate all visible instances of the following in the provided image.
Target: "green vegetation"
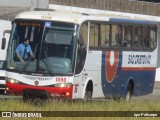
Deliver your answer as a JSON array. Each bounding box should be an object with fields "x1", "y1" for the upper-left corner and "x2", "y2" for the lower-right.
[
  {"x1": 1, "y1": 98, "x2": 160, "y2": 111},
  {"x1": 0, "y1": 98, "x2": 160, "y2": 120}
]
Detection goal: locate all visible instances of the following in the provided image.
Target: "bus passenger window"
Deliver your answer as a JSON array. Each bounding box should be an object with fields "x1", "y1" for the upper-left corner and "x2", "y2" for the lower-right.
[
  {"x1": 150, "y1": 27, "x2": 157, "y2": 49},
  {"x1": 100, "y1": 24, "x2": 110, "y2": 48},
  {"x1": 101, "y1": 24, "x2": 110, "y2": 48},
  {"x1": 133, "y1": 26, "x2": 142, "y2": 49},
  {"x1": 89, "y1": 23, "x2": 99, "y2": 49},
  {"x1": 112, "y1": 25, "x2": 122, "y2": 48},
  {"x1": 75, "y1": 22, "x2": 88, "y2": 74},
  {"x1": 123, "y1": 26, "x2": 132, "y2": 48},
  {"x1": 143, "y1": 26, "x2": 150, "y2": 49}
]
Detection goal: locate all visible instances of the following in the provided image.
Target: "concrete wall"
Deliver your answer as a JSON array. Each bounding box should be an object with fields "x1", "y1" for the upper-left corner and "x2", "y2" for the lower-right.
[
  {"x1": 0, "y1": 0, "x2": 49, "y2": 10},
  {"x1": 49, "y1": 0, "x2": 160, "y2": 16},
  {"x1": 0, "y1": 0, "x2": 49, "y2": 20}
]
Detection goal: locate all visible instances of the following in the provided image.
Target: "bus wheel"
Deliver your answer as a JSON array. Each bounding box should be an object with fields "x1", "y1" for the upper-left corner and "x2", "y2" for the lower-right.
[
  {"x1": 84, "y1": 90, "x2": 92, "y2": 101},
  {"x1": 23, "y1": 92, "x2": 33, "y2": 103},
  {"x1": 125, "y1": 84, "x2": 132, "y2": 101},
  {"x1": 84, "y1": 81, "x2": 93, "y2": 101},
  {"x1": 23, "y1": 92, "x2": 29, "y2": 102}
]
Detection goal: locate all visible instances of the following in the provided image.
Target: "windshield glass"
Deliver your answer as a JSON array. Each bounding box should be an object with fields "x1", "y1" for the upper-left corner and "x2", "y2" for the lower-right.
[
  {"x1": 7, "y1": 20, "x2": 77, "y2": 75},
  {"x1": 0, "y1": 60, "x2": 5, "y2": 70}
]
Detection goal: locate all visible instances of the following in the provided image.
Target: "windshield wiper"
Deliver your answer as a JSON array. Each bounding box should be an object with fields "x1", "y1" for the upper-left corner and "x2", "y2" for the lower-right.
[
  {"x1": 41, "y1": 59, "x2": 54, "y2": 76},
  {"x1": 41, "y1": 42, "x2": 54, "y2": 76},
  {"x1": 20, "y1": 44, "x2": 38, "y2": 74}
]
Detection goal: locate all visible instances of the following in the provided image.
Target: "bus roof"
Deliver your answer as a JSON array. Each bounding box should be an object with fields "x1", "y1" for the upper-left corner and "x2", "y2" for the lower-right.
[
  {"x1": 15, "y1": 11, "x2": 90, "y2": 24},
  {"x1": 49, "y1": 4, "x2": 160, "y2": 23},
  {"x1": 15, "y1": 10, "x2": 158, "y2": 25}
]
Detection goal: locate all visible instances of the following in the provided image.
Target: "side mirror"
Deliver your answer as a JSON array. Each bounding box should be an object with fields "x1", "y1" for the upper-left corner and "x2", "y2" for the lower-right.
[
  {"x1": 1, "y1": 30, "x2": 11, "y2": 50},
  {"x1": 1, "y1": 38, "x2": 6, "y2": 49}
]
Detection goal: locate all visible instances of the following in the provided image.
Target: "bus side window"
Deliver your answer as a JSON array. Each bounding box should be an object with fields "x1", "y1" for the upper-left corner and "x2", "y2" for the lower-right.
[
  {"x1": 123, "y1": 25, "x2": 132, "y2": 48},
  {"x1": 133, "y1": 26, "x2": 142, "y2": 49},
  {"x1": 143, "y1": 26, "x2": 150, "y2": 49},
  {"x1": 112, "y1": 25, "x2": 122, "y2": 48},
  {"x1": 89, "y1": 23, "x2": 99, "y2": 49},
  {"x1": 100, "y1": 24, "x2": 110, "y2": 48},
  {"x1": 75, "y1": 22, "x2": 88, "y2": 74},
  {"x1": 150, "y1": 27, "x2": 157, "y2": 49}
]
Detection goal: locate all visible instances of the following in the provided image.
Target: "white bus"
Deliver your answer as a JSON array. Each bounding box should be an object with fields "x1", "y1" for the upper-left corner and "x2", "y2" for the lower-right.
[
  {"x1": 0, "y1": 20, "x2": 11, "y2": 92},
  {"x1": 4, "y1": 9, "x2": 158, "y2": 101}
]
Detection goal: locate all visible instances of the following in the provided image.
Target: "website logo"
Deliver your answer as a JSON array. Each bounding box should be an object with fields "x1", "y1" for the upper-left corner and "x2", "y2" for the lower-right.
[{"x1": 2, "y1": 112, "x2": 11, "y2": 117}]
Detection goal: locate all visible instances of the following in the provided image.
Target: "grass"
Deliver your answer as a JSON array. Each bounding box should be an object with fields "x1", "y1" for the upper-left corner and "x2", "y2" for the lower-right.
[
  {"x1": 1, "y1": 98, "x2": 160, "y2": 111},
  {"x1": 0, "y1": 98, "x2": 160, "y2": 120}
]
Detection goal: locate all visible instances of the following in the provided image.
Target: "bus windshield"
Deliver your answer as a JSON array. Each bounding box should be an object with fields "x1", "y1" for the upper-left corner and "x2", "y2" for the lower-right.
[
  {"x1": 0, "y1": 60, "x2": 5, "y2": 70},
  {"x1": 7, "y1": 20, "x2": 77, "y2": 76}
]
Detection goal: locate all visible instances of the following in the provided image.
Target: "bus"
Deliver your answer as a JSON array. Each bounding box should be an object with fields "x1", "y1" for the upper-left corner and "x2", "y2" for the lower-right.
[
  {"x1": 0, "y1": 20, "x2": 11, "y2": 93},
  {"x1": 4, "y1": 9, "x2": 158, "y2": 101}
]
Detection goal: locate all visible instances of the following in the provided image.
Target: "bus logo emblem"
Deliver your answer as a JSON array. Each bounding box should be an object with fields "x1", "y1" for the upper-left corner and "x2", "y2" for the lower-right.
[
  {"x1": 34, "y1": 81, "x2": 39, "y2": 86},
  {"x1": 105, "y1": 51, "x2": 119, "y2": 83}
]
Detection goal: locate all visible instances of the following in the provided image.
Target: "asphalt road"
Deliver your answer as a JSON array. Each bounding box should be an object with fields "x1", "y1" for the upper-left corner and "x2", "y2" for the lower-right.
[
  {"x1": 131, "y1": 81, "x2": 160, "y2": 101},
  {"x1": 0, "y1": 81, "x2": 160, "y2": 101}
]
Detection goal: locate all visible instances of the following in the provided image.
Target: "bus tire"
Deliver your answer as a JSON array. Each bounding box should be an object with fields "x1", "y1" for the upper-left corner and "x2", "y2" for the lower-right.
[
  {"x1": 125, "y1": 84, "x2": 132, "y2": 101},
  {"x1": 23, "y1": 91, "x2": 33, "y2": 103},
  {"x1": 84, "y1": 81, "x2": 93, "y2": 101},
  {"x1": 84, "y1": 90, "x2": 92, "y2": 101},
  {"x1": 23, "y1": 92, "x2": 29, "y2": 102}
]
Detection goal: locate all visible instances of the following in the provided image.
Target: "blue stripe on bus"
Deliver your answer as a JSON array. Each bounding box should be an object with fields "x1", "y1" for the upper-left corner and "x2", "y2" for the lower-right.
[{"x1": 109, "y1": 18, "x2": 157, "y2": 25}]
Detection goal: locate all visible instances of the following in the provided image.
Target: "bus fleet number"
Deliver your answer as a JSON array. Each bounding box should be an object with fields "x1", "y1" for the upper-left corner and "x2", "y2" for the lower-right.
[{"x1": 56, "y1": 77, "x2": 66, "y2": 82}]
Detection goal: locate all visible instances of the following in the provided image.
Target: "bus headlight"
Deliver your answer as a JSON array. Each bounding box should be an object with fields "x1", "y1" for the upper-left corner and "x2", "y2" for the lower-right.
[
  {"x1": 55, "y1": 83, "x2": 72, "y2": 88},
  {"x1": 7, "y1": 78, "x2": 20, "y2": 84}
]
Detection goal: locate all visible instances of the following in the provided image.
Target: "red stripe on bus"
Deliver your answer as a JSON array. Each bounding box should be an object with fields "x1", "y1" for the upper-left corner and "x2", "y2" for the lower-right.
[{"x1": 121, "y1": 67, "x2": 156, "y2": 71}]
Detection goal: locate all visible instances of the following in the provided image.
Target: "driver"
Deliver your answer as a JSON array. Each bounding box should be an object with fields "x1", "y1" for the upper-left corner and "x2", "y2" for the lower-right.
[{"x1": 15, "y1": 38, "x2": 35, "y2": 62}]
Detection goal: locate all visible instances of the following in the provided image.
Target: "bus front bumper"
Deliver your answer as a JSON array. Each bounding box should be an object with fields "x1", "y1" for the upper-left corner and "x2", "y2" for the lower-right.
[{"x1": 6, "y1": 82, "x2": 73, "y2": 99}]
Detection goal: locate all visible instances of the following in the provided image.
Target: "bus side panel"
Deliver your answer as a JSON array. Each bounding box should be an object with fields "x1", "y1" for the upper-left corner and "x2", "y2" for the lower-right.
[
  {"x1": 101, "y1": 51, "x2": 156, "y2": 97},
  {"x1": 84, "y1": 51, "x2": 105, "y2": 98},
  {"x1": 121, "y1": 50, "x2": 157, "y2": 96},
  {"x1": 101, "y1": 51, "x2": 125, "y2": 97},
  {"x1": 130, "y1": 71, "x2": 155, "y2": 96}
]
